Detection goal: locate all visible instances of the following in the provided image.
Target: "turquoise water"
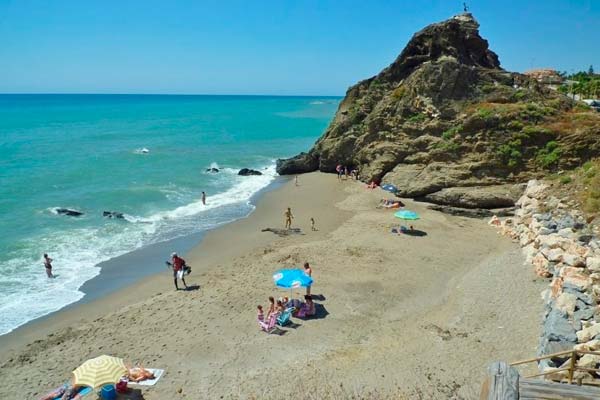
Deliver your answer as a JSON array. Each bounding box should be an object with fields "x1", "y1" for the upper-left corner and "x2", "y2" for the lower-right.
[{"x1": 0, "y1": 94, "x2": 339, "y2": 335}]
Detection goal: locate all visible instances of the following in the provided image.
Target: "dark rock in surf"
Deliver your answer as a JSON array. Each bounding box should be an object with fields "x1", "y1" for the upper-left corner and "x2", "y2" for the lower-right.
[
  {"x1": 103, "y1": 211, "x2": 125, "y2": 219},
  {"x1": 55, "y1": 208, "x2": 84, "y2": 217},
  {"x1": 206, "y1": 168, "x2": 220, "y2": 173},
  {"x1": 238, "y1": 168, "x2": 262, "y2": 176}
]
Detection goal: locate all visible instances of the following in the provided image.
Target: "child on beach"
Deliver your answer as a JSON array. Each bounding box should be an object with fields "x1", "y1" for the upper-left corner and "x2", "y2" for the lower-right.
[
  {"x1": 266, "y1": 296, "x2": 275, "y2": 319},
  {"x1": 257, "y1": 305, "x2": 264, "y2": 323}
]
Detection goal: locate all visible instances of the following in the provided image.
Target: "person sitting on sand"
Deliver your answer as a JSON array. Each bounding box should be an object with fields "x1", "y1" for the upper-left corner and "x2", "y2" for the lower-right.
[
  {"x1": 296, "y1": 295, "x2": 316, "y2": 318},
  {"x1": 127, "y1": 364, "x2": 155, "y2": 382},
  {"x1": 276, "y1": 299, "x2": 285, "y2": 314},
  {"x1": 257, "y1": 305, "x2": 264, "y2": 323},
  {"x1": 366, "y1": 181, "x2": 378, "y2": 189},
  {"x1": 266, "y1": 296, "x2": 275, "y2": 319}
]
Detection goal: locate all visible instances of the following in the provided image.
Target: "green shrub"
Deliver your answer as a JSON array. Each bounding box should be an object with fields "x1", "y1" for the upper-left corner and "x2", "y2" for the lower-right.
[
  {"x1": 535, "y1": 141, "x2": 561, "y2": 168},
  {"x1": 481, "y1": 84, "x2": 496, "y2": 93},
  {"x1": 513, "y1": 89, "x2": 527, "y2": 100},
  {"x1": 497, "y1": 138, "x2": 523, "y2": 168},
  {"x1": 406, "y1": 113, "x2": 427, "y2": 123},
  {"x1": 392, "y1": 85, "x2": 406, "y2": 99},
  {"x1": 559, "y1": 176, "x2": 572, "y2": 184},
  {"x1": 435, "y1": 140, "x2": 460, "y2": 153},
  {"x1": 476, "y1": 107, "x2": 494, "y2": 120},
  {"x1": 507, "y1": 120, "x2": 523, "y2": 130},
  {"x1": 441, "y1": 126, "x2": 462, "y2": 141}
]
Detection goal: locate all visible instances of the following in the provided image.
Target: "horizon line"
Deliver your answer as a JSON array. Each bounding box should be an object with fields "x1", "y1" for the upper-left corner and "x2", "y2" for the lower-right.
[{"x1": 0, "y1": 92, "x2": 344, "y2": 97}]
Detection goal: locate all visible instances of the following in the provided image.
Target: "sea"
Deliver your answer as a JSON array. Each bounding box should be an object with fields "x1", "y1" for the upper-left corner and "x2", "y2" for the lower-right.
[{"x1": 0, "y1": 94, "x2": 340, "y2": 335}]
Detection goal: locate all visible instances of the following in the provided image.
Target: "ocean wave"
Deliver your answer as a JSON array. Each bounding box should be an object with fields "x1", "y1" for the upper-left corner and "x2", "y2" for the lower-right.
[{"x1": 0, "y1": 163, "x2": 277, "y2": 335}]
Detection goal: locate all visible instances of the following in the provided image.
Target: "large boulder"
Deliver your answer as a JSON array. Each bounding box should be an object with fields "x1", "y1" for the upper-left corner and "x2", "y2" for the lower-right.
[
  {"x1": 276, "y1": 152, "x2": 319, "y2": 175},
  {"x1": 422, "y1": 183, "x2": 525, "y2": 209}
]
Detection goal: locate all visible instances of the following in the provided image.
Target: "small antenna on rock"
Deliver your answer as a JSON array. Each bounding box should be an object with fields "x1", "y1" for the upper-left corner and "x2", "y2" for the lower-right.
[{"x1": 463, "y1": 2, "x2": 469, "y2": 12}]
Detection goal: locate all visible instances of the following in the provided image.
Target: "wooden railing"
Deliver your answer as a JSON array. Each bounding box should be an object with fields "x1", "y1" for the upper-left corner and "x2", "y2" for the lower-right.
[
  {"x1": 510, "y1": 349, "x2": 600, "y2": 385},
  {"x1": 481, "y1": 359, "x2": 600, "y2": 400}
]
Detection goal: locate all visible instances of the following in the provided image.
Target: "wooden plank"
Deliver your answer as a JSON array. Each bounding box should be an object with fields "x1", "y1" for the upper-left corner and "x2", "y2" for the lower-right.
[
  {"x1": 520, "y1": 378, "x2": 600, "y2": 400},
  {"x1": 480, "y1": 361, "x2": 519, "y2": 400},
  {"x1": 511, "y1": 350, "x2": 575, "y2": 366}
]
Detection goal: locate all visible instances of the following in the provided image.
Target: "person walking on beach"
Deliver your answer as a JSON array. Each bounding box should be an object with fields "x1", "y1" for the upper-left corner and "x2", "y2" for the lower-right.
[
  {"x1": 170, "y1": 252, "x2": 188, "y2": 290},
  {"x1": 201, "y1": 191, "x2": 206, "y2": 205},
  {"x1": 310, "y1": 217, "x2": 316, "y2": 231},
  {"x1": 304, "y1": 262, "x2": 312, "y2": 295},
  {"x1": 43, "y1": 253, "x2": 54, "y2": 278},
  {"x1": 294, "y1": 175, "x2": 299, "y2": 186},
  {"x1": 284, "y1": 207, "x2": 294, "y2": 229}
]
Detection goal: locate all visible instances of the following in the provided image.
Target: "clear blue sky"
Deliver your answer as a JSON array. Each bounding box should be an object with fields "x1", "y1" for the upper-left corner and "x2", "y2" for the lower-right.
[{"x1": 0, "y1": 0, "x2": 598, "y2": 95}]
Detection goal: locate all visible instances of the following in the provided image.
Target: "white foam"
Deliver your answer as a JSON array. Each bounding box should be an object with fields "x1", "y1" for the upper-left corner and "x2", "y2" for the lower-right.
[
  {"x1": 0, "y1": 163, "x2": 278, "y2": 335},
  {"x1": 133, "y1": 147, "x2": 150, "y2": 154}
]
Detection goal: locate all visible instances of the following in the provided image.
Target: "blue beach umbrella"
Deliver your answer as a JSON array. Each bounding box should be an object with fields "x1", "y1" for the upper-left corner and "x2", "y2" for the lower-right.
[
  {"x1": 381, "y1": 184, "x2": 398, "y2": 193},
  {"x1": 394, "y1": 210, "x2": 420, "y2": 220},
  {"x1": 273, "y1": 269, "x2": 313, "y2": 298}
]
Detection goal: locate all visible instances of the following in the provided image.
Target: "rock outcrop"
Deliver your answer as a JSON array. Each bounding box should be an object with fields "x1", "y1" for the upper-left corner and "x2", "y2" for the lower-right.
[
  {"x1": 277, "y1": 13, "x2": 600, "y2": 209},
  {"x1": 238, "y1": 168, "x2": 262, "y2": 176}
]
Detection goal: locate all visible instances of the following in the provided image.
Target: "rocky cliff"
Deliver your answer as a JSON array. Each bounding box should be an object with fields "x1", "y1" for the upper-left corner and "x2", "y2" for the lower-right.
[{"x1": 277, "y1": 13, "x2": 600, "y2": 208}]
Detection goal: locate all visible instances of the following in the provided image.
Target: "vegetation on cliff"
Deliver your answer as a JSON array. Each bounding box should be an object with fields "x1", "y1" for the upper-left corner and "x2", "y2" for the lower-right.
[{"x1": 277, "y1": 13, "x2": 600, "y2": 206}]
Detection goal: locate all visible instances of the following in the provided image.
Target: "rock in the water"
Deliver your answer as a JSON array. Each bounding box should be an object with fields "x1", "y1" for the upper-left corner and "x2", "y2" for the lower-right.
[
  {"x1": 238, "y1": 168, "x2": 263, "y2": 176},
  {"x1": 421, "y1": 184, "x2": 525, "y2": 209},
  {"x1": 103, "y1": 211, "x2": 125, "y2": 219},
  {"x1": 54, "y1": 208, "x2": 84, "y2": 217},
  {"x1": 276, "y1": 152, "x2": 319, "y2": 175},
  {"x1": 206, "y1": 167, "x2": 219, "y2": 173}
]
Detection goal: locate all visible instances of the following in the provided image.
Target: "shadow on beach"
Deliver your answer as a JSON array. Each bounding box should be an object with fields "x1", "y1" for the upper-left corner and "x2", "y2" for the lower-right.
[
  {"x1": 401, "y1": 229, "x2": 427, "y2": 237},
  {"x1": 182, "y1": 284, "x2": 200, "y2": 291}
]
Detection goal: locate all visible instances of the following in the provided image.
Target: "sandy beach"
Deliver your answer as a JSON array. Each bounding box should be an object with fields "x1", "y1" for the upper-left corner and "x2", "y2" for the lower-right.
[{"x1": 0, "y1": 172, "x2": 545, "y2": 399}]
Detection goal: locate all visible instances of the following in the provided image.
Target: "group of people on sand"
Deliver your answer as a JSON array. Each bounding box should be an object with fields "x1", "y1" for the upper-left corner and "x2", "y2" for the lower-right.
[
  {"x1": 335, "y1": 164, "x2": 359, "y2": 181},
  {"x1": 38, "y1": 364, "x2": 154, "y2": 400},
  {"x1": 256, "y1": 262, "x2": 316, "y2": 331}
]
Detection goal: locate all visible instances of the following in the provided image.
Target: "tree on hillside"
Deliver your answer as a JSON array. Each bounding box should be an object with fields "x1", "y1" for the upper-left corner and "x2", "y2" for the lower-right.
[{"x1": 589, "y1": 65, "x2": 595, "y2": 76}]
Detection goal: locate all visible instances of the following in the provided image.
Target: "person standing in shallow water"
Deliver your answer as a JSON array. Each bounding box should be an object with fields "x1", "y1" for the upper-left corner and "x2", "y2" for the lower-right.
[
  {"x1": 43, "y1": 253, "x2": 54, "y2": 278},
  {"x1": 284, "y1": 207, "x2": 294, "y2": 229},
  {"x1": 201, "y1": 191, "x2": 206, "y2": 205}
]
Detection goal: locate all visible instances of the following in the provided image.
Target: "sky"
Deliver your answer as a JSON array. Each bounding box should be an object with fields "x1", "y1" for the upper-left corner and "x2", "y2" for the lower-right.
[{"x1": 0, "y1": 0, "x2": 598, "y2": 95}]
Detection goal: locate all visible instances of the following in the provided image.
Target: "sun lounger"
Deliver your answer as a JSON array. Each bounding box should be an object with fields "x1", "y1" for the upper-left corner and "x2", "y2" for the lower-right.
[{"x1": 127, "y1": 368, "x2": 164, "y2": 386}]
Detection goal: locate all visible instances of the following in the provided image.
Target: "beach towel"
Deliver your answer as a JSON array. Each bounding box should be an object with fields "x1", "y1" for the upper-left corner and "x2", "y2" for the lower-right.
[
  {"x1": 127, "y1": 368, "x2": 165, "y2": 386},
  {"x1": 50, "y1": 386, "x2": 92, "y2": 400}
]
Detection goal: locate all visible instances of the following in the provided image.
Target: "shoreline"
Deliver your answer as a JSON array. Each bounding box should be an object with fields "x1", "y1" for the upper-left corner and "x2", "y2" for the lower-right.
[
  {"x1": 0, "y1": 172, "x2": 544, "y2": 399},
  {"x1": 0, "y1": 175, "x2": 289, "y2": 349}
]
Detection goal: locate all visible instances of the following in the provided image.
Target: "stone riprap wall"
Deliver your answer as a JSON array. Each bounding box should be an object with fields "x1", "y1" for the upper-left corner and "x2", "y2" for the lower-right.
[{"x1": 490, "y1": 180, "x2": 600, "y2": 382}]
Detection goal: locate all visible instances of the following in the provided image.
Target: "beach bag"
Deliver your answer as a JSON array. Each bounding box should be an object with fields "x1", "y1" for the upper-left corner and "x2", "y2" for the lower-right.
[
  {"x1": 116, "y1": 378, "x2": 128, "y2": 393},
  {"x1": 183, "y1": 264, "x2": 192, "y2": 275}
]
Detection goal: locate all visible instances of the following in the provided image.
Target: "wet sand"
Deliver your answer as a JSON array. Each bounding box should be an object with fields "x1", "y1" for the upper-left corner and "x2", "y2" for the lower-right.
[{"x1": 0, "y1": 172, "x2": 544, "y2": 399}]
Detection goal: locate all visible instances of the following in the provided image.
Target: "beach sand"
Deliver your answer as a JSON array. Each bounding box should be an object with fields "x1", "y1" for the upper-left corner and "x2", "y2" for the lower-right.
[{"x1": 0, "y1": 172, "x2": 545, "y2": 399}]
